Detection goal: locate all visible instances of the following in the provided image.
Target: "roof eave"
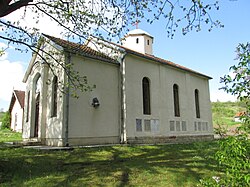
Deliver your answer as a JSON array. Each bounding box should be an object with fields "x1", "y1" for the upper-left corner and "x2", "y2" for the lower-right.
[
  {"x1": 23, "y1": 37, "x2": 46, "y2": 83},
  {"x1": 125, "y1": 49, "x2": 212, "y2": 80},
  {"x1": 63, "y1": 49, "x2": 119, "y2": 65}
]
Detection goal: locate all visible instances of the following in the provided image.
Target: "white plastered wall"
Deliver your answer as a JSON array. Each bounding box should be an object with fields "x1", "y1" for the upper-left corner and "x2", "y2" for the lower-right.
[
  {"x1": 22, "y1": 41, "x2": 66, "y2": 146},
  {"x1": 67, "y1": 55, "x2": 121, "y2": 145},
  {"x1": 122, "y1": 35, "x2": 153, "y2": 55},
  {"x1": 45, "y1": 59, "x2": 66, "y2": 146},
  {"x1": 22, "y1": 62, "x2": 48, "y2": 140},
  {"x1": 124, "y1": 54, "x2": 213, "y2": 139},
  {"x1": 10, "y1": 102, "x2": 23, "y2": 132}
]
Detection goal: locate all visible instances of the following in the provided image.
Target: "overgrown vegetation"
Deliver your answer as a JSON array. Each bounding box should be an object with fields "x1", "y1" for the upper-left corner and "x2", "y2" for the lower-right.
[
  {"x1": 0, "y1": 111, "x2": 11, "y2": 130},
  {"x1": 212, "y1": 101, "x2": 246, "y2": 127},
  {"x1": 0, "y1": 112, "x2": 5, "y2": 120},
  {"x1": 0, "y1": 139, "x2": 220, "y2": 187},
  {"x1": 0, "y1": 129, "x2": 22, "y2": 143},
  {"x1": 202, "y1": 43, "x2": 250, "y2": 186}
]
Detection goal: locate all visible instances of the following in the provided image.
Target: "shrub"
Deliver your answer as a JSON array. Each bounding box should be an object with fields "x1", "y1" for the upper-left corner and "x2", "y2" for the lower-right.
[
  {"x1": 1, "y1": 112, "x2": 11, "y2": 130},
  {"x1": 201, "y1": 43, "x2": 250, "y2": 187}
]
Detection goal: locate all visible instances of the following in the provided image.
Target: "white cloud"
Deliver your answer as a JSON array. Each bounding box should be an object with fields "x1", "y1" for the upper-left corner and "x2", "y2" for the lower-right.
[
  {"x1": 4, "y1": 6, "x2": 64, "y2": 37},
  {"x1": 3, "y1": 1, "x2": 124, "y2": 39},
  {"x1": 0, "y1": 51, "x2": 26, "y2": 103},
  {"x1": 210, "y1": 89, "x2": 237, "y2": 102}
]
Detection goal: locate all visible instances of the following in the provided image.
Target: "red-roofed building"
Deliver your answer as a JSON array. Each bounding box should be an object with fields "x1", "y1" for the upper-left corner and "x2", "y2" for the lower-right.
[
  {"x1": 9, "y1": 90, "x2": 25, "y2": 132},
  {"x1": 22, "y1": 29, "x2": 213, "y2": 146},
  {"x1": 234, "y1": 111, "x2": 247, "y2": 122}
]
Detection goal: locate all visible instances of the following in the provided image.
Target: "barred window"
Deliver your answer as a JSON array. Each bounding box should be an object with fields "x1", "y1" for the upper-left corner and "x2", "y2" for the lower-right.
[
  {"x1": 142, "y1": 77, "x2": 151, "y2": 115},
  {"x1": 51, "y1": 76, "x2": 58, "y2": 117},
  {"x1": 173, "y1": 84, "x2": 180, "y2": 117},
  {"x1": 195, "y1": 89, "x2": 200, "y2": 118}
]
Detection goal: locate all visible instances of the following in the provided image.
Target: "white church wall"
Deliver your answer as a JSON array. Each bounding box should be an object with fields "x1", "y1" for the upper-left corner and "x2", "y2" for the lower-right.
[
  {"x1": 125, "y1": 54, "x2": 164, "y2": 137},
  {"x1": 124, "y1": 54, "x2": 213, "y2": 141},
  {"x1": 22, "y1": 62, "x2": 47, "y2": 140},
  {"x1": 188, "y1": 75, "x2": 213, "y2": 134},
  {"x1": 22, "y1": 81, "x2": 32, "y2": 139},
  {"x1": 67, "y1": 55, "x2": 121, "y2": 145},
  {"x1": 10, "y1": 101, "x2": 23, "y2": 132},
  {"x1": 45, "y1": 64, "x2": 65, "y2": 146},
  {"x1": 123, "y1": 35, "x2": 153, "y2": 55},
  {"x1": 144, "y1": 35, "x2": 153, "y2": 55},
  {"x1": 22, "y1": 40, "x2": 65, "y2": 146}
]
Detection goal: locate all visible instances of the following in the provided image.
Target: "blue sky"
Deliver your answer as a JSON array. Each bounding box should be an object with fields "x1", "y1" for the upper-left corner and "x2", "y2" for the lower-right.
[
  {"x1": 0, "y1": 0, "x2": 249, "y2": 111},
  {"x1": 138, "y1": 0, "x2": 249, "y2": 103}
]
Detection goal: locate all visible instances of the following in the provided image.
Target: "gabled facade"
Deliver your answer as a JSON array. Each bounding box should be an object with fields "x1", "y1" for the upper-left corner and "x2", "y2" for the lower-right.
[
  {"x1": 22, "y1": 29, "x2": 213, "y2": 146},
  {"x1": 9, "y1": 90, "x2": 25, "y2": 132}
]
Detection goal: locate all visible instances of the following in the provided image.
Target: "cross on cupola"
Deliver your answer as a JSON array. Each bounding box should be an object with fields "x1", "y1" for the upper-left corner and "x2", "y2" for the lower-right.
[{"x1": 134, "y1": 20, "x2": 139, "y2": 29}]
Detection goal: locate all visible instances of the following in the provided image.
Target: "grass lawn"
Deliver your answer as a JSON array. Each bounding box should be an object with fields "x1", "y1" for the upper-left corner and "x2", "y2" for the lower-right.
[
  {"x1": 0, "y1": 129, "x2": 22, "y2": 143},
  {"x1": 0, "y1": 130, "x2": 221, "y2": 187}
]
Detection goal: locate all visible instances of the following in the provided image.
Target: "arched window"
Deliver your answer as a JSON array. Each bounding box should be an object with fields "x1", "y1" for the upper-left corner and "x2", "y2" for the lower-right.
[
  {"x1": 33, "y1": 73, "x2": 41, "y2": 138},
  {"x1": 173, "y1": 84, "x2": 180, "y2": 117},
  {"x1": 51, "y1": 76, "x2": 58, "y2": 117},
  {"x1": 26, "y1": 91, "x2": 30, "y2": 122},
  {"x1": 142, "y1": 77, "x2": 151, "y2": 115},
  {"x1": 195, "y1": 89, "x2": 200, "y2": 118}
]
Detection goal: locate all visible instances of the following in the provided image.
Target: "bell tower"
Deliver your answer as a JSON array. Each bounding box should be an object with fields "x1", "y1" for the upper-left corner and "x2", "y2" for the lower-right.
[{"x1": 122, "y1": 29, "x2": 154, "y2": 55}]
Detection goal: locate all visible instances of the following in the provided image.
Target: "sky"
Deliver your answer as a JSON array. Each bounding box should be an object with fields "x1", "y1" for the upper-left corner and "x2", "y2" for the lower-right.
[{"x1": 0, "y1": 0, "x2": 249, "y2": 111}]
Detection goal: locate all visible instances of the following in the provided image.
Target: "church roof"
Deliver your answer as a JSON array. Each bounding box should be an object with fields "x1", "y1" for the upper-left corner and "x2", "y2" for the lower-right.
[
  {"x1": 9, "y1": 90, "x2": 25, "y2": 112},
  {"x1": 122, "y1": 46, "x2": 212, "y2": 79},
  {"x1": 43, "y1": 34, "x2": 211, "y2": 79},
  {"x1": 43, "y1": 34, "x2": 117, "y2": 64},
  {"x1": 126, "y1": 29, "x2": 153, "y2": 38}
]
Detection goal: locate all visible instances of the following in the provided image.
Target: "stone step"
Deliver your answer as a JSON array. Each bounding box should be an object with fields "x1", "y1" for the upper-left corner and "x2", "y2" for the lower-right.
[{"x1": 12, "y1": 141, "x2": 43, "y2": 146}]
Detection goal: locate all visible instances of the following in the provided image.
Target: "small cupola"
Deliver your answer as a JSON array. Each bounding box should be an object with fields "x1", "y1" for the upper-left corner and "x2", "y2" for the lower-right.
[{"x1": 122, "y1": 29, "x2": 154, "y2": 55}]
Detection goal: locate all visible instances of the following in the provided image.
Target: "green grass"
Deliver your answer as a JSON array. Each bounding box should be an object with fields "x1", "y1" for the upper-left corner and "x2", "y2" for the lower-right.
[
  {"x1": 0, "y1": 129, "x2": 22, "y2": 143},
  {"x1": 212, "y1": 101, "x2": 246, "y2": 127},
  {"x1": 0, "y1": 137, "x2": 221, "y2": 187}
]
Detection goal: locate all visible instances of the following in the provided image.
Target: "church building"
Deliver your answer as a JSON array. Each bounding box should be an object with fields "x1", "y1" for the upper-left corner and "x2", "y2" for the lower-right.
[
  {"x1": 22, "y1": 29, "x2": 213, "y2": 146},
  {"x1": 9, "y1": 90, "x2": 25, "y2": 132}
]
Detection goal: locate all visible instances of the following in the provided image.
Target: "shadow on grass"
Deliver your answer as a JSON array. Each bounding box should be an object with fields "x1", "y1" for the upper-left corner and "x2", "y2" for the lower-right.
[{"x1": 0, "y1": 141, "x2": 221, "y2": 186}]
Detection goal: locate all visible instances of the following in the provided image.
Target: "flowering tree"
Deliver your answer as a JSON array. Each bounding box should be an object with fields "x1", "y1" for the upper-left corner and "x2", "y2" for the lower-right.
[
  {"x1": 221, "y1": 43, "x2": 250, "y2": 132},
  {"x1": 0, "y1": 0, "x2": 223, "y2": 94},
  {"x1": 0, "y1": 0, "x2": 223, "y2": 51},
  {"x1": 201, "y1": 43, "x2": 250, "y2": 187}
]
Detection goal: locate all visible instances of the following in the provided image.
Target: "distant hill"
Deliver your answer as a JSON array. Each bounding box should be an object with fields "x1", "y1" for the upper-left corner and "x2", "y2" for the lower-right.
[{"x1": 212, "y1": 101, "x2": 246, "y2": 127}]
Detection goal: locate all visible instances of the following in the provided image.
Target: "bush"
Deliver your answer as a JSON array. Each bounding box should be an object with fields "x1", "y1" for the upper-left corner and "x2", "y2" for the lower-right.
[
  {"x1": 202, "y1": 43, "x2": 250, "y2": 186},
  {"x1": 1, "y1": 112, "x2": 11, "y2": 130},
  {"x1": 215, "y1": 135, "x2": 250, "y2": 186}
]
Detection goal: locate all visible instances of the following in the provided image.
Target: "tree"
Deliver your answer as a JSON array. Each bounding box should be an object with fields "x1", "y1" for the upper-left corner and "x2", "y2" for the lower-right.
[
  {"x1": 221, "y1": 43, "x2": 250, "y2": 132},
  {"x1": 201, "y1": 43, "x2": 250, "y2": 186},
  {"x1": 0, "y1": 0, "x2": 222, "y2": 93},
  {"x1": 1, "y1": 0, "x2": 223, "y2": 89},
  {"x1": 1, "y1": 111, "x2": 11, "y2": 130}
]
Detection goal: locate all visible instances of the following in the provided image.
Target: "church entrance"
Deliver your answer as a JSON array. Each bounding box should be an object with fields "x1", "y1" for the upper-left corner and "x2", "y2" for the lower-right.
[
  {"x1": 33, "y1": 73, "x2": 42, "y2": 138},
  {"x1": 34, "y1": 93, "x2": 40, "y2": 137}
]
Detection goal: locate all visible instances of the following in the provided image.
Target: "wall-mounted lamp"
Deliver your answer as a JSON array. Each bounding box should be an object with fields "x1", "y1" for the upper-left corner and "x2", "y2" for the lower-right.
[{"x1": 92, "y1": 97, "x2": 100, "y2": 108}]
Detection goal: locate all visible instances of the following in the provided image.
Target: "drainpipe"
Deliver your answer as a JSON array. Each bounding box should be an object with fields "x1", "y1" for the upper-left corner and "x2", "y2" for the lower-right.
[
  {"x1": 119, "y1": 51, "x2": 127, "y2": 144},
  {"x1": 64, "y1": 53, "x2": 70, "y2": 146}
]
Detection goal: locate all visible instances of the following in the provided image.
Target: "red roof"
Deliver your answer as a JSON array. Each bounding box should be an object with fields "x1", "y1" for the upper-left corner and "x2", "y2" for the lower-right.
[
  {"x1": 235, "y1": 111, "x2": 246, "y2": 117},
  {"x1": 43, "y1": 34, "x2": 116, "y2": 64},
  {"x1": 9, "y1": 90, "x2": 25, "y2": 112},
  {"x1": 43, "y1": 34, "x2": 212, "y2": 79}
]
